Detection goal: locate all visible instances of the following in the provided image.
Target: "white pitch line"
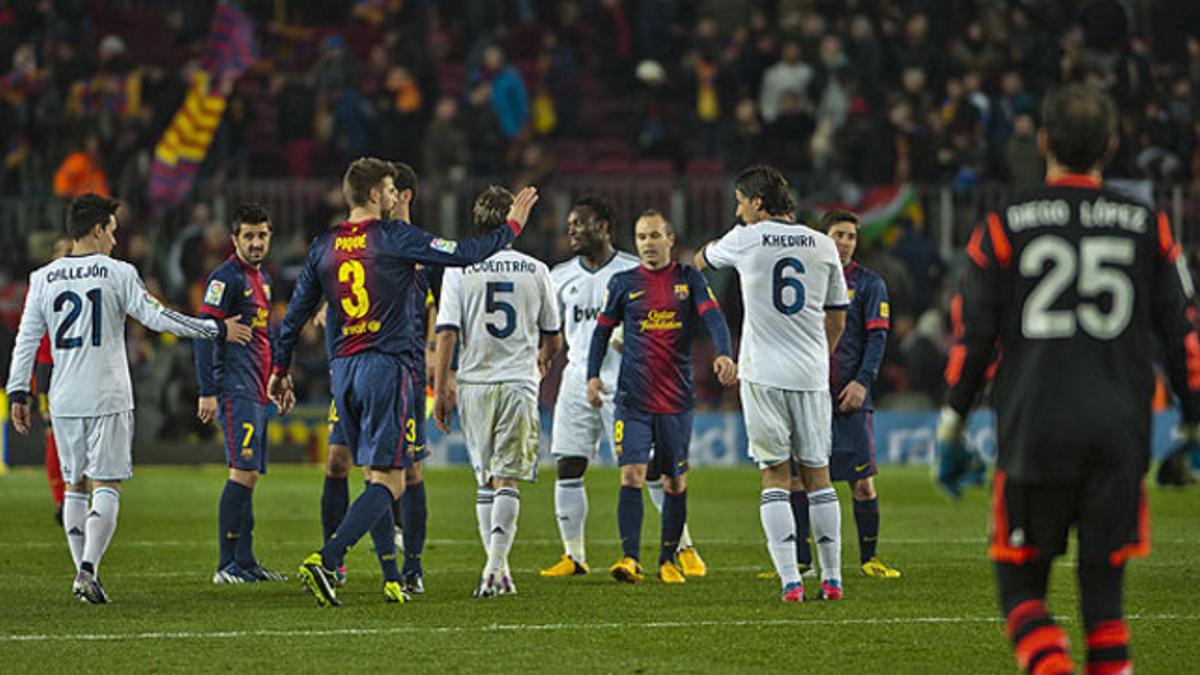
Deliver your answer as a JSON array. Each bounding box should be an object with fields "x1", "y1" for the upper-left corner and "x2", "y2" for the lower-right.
[{"x1": 2, "y1": 614, "x2": 1196, "y2": 643}]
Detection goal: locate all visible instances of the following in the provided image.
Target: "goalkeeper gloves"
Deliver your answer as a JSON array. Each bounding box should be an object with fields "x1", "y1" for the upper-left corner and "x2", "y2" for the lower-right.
[{"x1": 934, "y1": 407, "x2": 985, "y2": 500}]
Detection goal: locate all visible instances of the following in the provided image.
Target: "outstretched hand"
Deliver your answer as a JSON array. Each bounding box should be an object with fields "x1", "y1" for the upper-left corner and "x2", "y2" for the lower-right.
[{"x1": 505, "y1": 186, "x2": 540, "y2": 231}]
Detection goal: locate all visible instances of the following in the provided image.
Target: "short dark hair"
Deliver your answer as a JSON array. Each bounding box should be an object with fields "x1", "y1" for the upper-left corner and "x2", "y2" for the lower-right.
[
  {"x1": 230, "y1": 202, "x2": 272, "y2": 235},
  {"x1": 735, "y1": 165, "x2": 795, "y2": 216},
  {"x1": 393, "y1": 161, "x2": 418, "y2": 198},
  {"x1": 342, "y1": 157, "x2": 399, "y2": 208},
  {"x1": 818, "y1": 209, "x2": 859, "y2": 232},
  {"x1": 635, "y1": 208, "x2": 674, "y2": 235},
  {"x1": 473, "y1": 185, "x2": 514, "y2": 233},
  {"x1": 572, "y1": 194, "x2": 615, "y2": 230},
  {"x1": 1041, "y1": 83, "x2": 1116, "y2": 173},
  {"x1": 66, "y1": 193, "x2": 119, "y2": 240}
]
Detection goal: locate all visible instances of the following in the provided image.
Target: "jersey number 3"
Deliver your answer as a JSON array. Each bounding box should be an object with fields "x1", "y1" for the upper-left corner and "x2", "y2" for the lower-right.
[
  {"x1": 53, "y1": 288, "x2": 102, "y2": 349},
  {"x1": 1020, "y1": 235, "x2": 1134, "y2": 340},
  {"x1": 338, "y1": 260, "x2": 371, "y2": 319}
]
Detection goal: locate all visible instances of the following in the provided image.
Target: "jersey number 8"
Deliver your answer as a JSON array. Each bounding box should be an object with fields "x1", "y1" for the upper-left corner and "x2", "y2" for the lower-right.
[{"x1": 1020, "y1": 235, "x2": 1134, "y2": 340}]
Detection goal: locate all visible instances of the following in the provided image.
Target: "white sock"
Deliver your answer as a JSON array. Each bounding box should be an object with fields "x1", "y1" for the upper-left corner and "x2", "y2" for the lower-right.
[
  {"x1": 760, "y1": 488, "x2": 801, "y2": 587},
  {"x1": 82, "y1": 487, "x2": 120, "y2": 574},
  {"x1": 647, "y1": 480, "x2": 692, "y2": 550},
  {"x1": 475, "y1": 487, "x2": 494, "y2": 556},
  {"x1": 554, "y1": 478, "x2": 587, "y2": 563},
  {"x1": 808, "y1": 487, "x2": 842, "y2": 583},
  {"x1": 488, "y1": 487, "x2": 520, "y2": 575},
  {"x1": 63, "y1": 491, "x2": 89, "y2": 571}
]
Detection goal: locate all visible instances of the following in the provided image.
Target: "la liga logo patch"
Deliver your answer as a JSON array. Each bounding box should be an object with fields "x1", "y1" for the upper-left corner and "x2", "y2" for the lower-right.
[{"x1": 204, "y1": 280, "x2": 226, "y2": 306}]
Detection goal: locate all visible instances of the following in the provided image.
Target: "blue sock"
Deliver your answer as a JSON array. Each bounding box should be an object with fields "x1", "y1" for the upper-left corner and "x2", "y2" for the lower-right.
[
  {"x1": 369, "y1": 502, "x2": 402, "y2": 582},
  {"x1": 401, "y1": 480, "x2": 427, "y2": 575},
  {"x1": 218, "y1": 480, "x2": 250, "y2": 569},
  {"x1": 321, "y1": 476, "x2": 348, "y2": 544},
  {"x1": 790, "y1": 491, "x2": 812, "y2": 567},
  {"x1": 659, "y1": 490, "x2": 687, "y2": 565},
  {"x1": 854, "y1": 497, "x2": 880, "y2": 563},
  {"x1": 235, "y1": 486, "x2": 258, "y2": 569},
  {"x1": 320, "y1": 483, "x2": 394, "y2": 570},
  {"x1": 618, "y1": 486, "x2": 643, "y2": 561}
]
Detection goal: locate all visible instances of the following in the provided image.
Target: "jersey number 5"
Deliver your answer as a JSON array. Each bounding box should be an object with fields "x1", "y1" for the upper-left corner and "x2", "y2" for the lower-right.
[
  {"x1": 772, "y1": 258, "x2": 806, "y2": 315},
  {"x1": 338, "y1": 260, "x2": 371, "y2": 319},
  {"x1": 1020, "y1": 235, "x2": 1134, "y2": 340},
  {"x1": 53, "y1": 288, "x2": 103, "y2": 349},
  {"x1": 485, "y1": 281, "x2": 516, "y2": 338}
]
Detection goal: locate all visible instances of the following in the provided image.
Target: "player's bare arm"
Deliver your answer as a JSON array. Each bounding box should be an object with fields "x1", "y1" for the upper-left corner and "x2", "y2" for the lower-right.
[
  {"x1": 432, "y1": 328, "x2": 458, "y2": 433},
  {"x1": 538, "y1": 332, "x2": 563, "y2": 380},
  {"x1": 825, "y1": 309, "x2": 846, "y2": 354}
]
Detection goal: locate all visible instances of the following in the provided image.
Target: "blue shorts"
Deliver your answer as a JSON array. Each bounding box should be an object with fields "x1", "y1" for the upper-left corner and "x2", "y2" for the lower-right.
[
  {"x1": 327, "y1": 398, "x2": 347, "y2": 447},
  {"x1": 221, "y1": 396, "x2": 269, "y2": 473},
  {"x1": 330, "y1": 352, "x2": 428, "y2": 469},
  {"x1": 614, "y1": 404, "x2": 693, "y2": 478},
  {"x1": 829, "y1": 411, "x2": 876, "y2": 482}
]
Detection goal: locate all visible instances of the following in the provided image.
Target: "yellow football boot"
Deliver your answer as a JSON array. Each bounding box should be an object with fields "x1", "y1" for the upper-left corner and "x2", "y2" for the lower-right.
[
  {"x1": 383, "y1": 580, "x2": 412, "y2": 603},
  {"x1": 658, "y1": 560, "x2": 686, "y2": 584},
  {"x1": 860, "y1": 557, "x2": 902, "y2": 579},
  {"x1": 609, "y1": 557, "x2": 645, "y2": 584},
  {"x1": 539, "y1": 554, "x2": 589, "y2": 577},
  {"x1": 677, "y1": 547, "x2": 707, "y2": 577}
]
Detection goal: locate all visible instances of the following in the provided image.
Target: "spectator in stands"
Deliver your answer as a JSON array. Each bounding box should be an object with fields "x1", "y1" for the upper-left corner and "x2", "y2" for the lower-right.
[
  {"x1": 464, "y1": 80, "x2": 506, "y2": 176},
  {"x1": 758, "y1": 40, "x2": 811, "y2": 125},
  {"x1": 473, "y1": 44, "x2": 528, "y2": 140},
  {"x1": 1004, "y1": 113, "x2": 1043, "y2": 186},
  {"x1": 423, "y1": 96, "x2": 468, "y2": 185},
  {"x1": 52, "y1": 133, "x2": 109, "y2": 198}
]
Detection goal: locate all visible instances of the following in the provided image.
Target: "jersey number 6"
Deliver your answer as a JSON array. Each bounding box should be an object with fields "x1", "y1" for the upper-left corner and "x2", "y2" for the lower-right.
[{"x1": 772, "y1": 257, "x2": 806, "y2": 315}]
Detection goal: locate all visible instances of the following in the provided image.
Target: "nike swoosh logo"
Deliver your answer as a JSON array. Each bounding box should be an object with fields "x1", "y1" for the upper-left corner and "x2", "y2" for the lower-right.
[
  {"x1": 855, "y1": 462, "x2": 870, "y2": 472},
  {"x1": 244, "y1": 289, "x2": 253, "y2": 296},
  {"x1": 629, "y1": 291, "x2": 645, "y2": 299}
]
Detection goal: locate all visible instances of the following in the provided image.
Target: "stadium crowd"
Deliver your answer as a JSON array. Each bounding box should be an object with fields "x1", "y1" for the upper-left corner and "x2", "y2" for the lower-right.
[{"x1": 3, "y1": 0, "x2": 1200, "y2": 437}]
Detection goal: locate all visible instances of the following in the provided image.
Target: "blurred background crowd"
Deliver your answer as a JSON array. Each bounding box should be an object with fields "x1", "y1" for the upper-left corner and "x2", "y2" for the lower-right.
[{"x1": 2, "y1": 0, "x2": 1199, "y2": 442}]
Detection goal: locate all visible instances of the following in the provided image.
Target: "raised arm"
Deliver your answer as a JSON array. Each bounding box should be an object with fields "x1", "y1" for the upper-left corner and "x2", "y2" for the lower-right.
[{"x1": 393, "y1": 187, "x2": 539, "y2": 267}]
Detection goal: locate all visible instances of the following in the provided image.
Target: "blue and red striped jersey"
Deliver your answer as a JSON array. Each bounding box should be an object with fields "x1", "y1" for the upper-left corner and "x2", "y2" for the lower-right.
[
  {"x1": 195, "y1": 255, "x2": 274, "y2": 403},
  {"x1": 829, "y1": 261, "x2": 889, "y2": 412},
  {"x1": 273, "y1": 217, "x2": 517, "y2": 372},
  {"x1": 588, "y1": 262, "x2": 731, "y2": 414}
]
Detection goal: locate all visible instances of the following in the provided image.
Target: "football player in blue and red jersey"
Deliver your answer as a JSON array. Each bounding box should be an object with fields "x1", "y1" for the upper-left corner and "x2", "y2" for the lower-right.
[
  {"x1": 586, "y1": 210, "x2": 736, "y2": 584},
  {"x1": 195, "y1": 203, "x2": 288, "y2": 584},
  {"x1": 820, "y1": 210, "x2": 900, "y2": 579},
  {"x1": 271, "y1": 157, "x2": 538, "y2": 606}
]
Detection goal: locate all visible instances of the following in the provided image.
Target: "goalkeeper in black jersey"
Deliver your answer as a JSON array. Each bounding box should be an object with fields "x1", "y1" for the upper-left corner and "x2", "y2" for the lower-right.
[{"x1": 937, "y1": 84, "x2": 1200, "y2": 675}]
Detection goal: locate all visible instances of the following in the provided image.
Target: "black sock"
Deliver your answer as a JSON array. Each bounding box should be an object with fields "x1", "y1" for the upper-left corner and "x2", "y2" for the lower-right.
[
  {"x1": 853, "y1": 497, "x2": 879, "y2": 563},
  {"x1": 321, "y1": 476, "x2": 348, "y2": 544},
  {"x1": 218, "y1": 480, "x2": 250, "y2": 569},
  {"x1": 618, "y1": 486, "x2": 643, "y2": 561},
  {"x1": 321, "y1": 483, "x2": 394, "y2": 571},
  {"x1": 401, "y1": 480, "x2": 427, "y2": 575},
  {"x1": 369, "y1": 502, "x2": 402, "y2": 582},
  {"x1": 789, "y1": 491, "x2": 811, "y2": 567},
  {"x1": 235, "y1": 487, "x2": 257, "y2": 569},
  {"x1": 659, "y1": 490, "x2": 687, "y2": 565}
]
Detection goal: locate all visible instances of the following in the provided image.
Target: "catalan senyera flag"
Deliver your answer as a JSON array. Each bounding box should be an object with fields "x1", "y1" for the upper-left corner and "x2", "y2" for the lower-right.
[{"x1": 148, "y1": 1, "x2": 255, "y2": 216}]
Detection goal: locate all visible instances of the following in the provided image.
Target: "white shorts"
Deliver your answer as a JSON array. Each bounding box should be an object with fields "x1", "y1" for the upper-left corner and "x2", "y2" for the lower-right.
[
  {"x1": 740, "y1": 381, "x2": 831, "y2": 469},
  {"x1": 550, "y1": 365, "x2": 616, "y2": 461},
  {"x1": 52, "y1": 411, "x2": 135, "y2": 484},
  {"x1": 458, "y1": 382, "x2": 541, "y2": 486}
]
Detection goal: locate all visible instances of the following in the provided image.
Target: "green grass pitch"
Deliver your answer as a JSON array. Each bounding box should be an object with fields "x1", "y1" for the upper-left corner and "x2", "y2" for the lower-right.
[{"x1": 0, "y1": 464, "x2": 1196, "y2": 673}]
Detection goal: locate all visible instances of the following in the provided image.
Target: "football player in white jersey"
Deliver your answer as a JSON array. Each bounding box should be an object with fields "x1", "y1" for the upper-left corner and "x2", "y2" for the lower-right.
[
  {"x1": 6, "y1": 194, "x2": 253, "y2": 603},
  {"x1": 540, "y1": 195, "x2": 707, "y2": 578},
  {"x1": 432, "y1": 186, "x2": 562, "y2": 597},
  {"x1": 696, "y1": 166, "x2": 849, "y2": 603}
]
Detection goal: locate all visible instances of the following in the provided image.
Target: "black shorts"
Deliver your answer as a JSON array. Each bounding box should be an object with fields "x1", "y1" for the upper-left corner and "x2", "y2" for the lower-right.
[{"x1": 988, "y1": 468, "x2": 1149, "y2": 568}]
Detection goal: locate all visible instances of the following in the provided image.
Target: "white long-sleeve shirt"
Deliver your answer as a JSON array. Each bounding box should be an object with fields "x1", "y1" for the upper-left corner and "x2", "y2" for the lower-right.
[{"x1": 5, "y1": 254, "x2": 223, "y2": 417}]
